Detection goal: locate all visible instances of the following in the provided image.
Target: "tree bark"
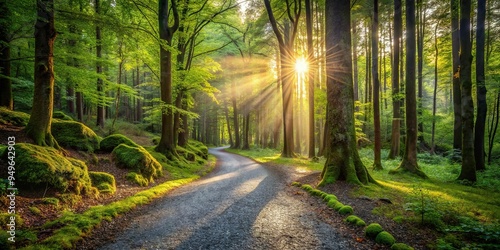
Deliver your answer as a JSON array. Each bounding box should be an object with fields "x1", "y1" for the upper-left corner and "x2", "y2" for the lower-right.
[
  {"x1": 431, "y1": 22, "x2": 439, "y2": 154},
  {"x1": 417, "y1": 0, "x2": 426, "y2": 147},
  {"x1": 457, "y1": 0, "x2": 476, "y2": 182},
  {"x1": 474, "y1": 0, "x2": 486, "y2": 171},
  {"x1": 389, "y1": 0, "x2": 402, "y2": 159},
  {"x1": 320, "y1": 0, "x2": 376, "y2": 186},
  {"x1": 451, "y1": 0, "x2": 462, "y2": 150},
  {"x1": 390, "y1": 0, "x2": 427, "y2": 178},
  {"x1": 0, "y1": 0, "x2": 12, "y2": 110},
  {"x1": 372, "y1": 0, "x2": 383, "y2": 170},
  {"x1": 306, "y1": 0, "x2": 315, "y2": 158},
  {"x1": 95, "y1": 0, "x2": 105, "y2": 128},
  {"x1": 26, "y1": 0, "x2": 59, "y2": 148}
]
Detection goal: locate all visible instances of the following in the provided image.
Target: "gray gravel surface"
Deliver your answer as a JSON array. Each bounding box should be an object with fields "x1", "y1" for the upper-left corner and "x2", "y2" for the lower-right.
[{"x1": 98, "y1": 147, "x2": 356, "y2": 250}]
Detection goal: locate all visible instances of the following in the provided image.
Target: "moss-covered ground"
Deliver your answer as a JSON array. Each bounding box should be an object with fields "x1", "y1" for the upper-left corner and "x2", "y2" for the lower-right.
[{"x1": 228, "y1": 147, "x2": 500, "y2": 249}]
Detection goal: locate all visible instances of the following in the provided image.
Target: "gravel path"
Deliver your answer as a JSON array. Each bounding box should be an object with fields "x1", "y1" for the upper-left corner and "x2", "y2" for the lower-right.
[{"x1": 98, "y1": 147, "x2": 355, "y2": 250}]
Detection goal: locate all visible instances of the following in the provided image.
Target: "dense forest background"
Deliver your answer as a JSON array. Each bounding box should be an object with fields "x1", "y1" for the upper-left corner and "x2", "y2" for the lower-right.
[{"x1": 1, "y1": 0, "x2": 500, "y2": 179}]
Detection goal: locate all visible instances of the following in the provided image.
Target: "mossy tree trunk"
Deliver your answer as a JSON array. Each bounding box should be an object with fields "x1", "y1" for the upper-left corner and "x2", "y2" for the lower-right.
[
  {"x1": 320, "y1": 0, "x2": 376, "y2": 186},
  {"x1": 26, "y1": 0, "x2": 59, "y2": 148},
  {"x1": 458, "y1": 0, "x2": 477, "y2": 182},
  {"x1": 0, "y1": 0, "x2": 13, "y2": 110},
  {"x1": 388, "y1": 0, "x2": 402, "y2": 159},
  {"x1": 156, "y1": 0, "x2": 179, "y2": 156},
  {"x1": 390, "y1": 0, "x2": 427, "y2": 178}
]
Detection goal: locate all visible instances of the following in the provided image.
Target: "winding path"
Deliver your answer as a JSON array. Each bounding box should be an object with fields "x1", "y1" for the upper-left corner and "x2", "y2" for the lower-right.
[{"x1": 99, "y1": 147, "x2": 353, "y2": 249}]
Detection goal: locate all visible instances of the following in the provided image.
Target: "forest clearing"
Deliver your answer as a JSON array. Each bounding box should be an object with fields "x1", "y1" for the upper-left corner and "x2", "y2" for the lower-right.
[{"x1": 1, "y1": 0, "x2": 500, "y2": 249}]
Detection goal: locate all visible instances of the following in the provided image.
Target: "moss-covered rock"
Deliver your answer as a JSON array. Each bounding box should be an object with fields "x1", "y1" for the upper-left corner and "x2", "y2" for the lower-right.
[
  {"x1": 376, "y1": 231, "x2": 396, "y2": 246},
  {"x1": 301, "y1": 184, "x2": 313, "y2": 192},
  {"x1": 52, "y1": 120, "x2": 100, "y2": 152},
  {"x1": 345, "y1": 215, "x2": 366, "y2": 226},
  {"x1": 89, "y1": 172, "x2": 116, "y2": 194},
  {"x1": 112, "y1": 144, "x2": 162, "y2": 184},
  {"x1": 1, "y1": 143, "x2": 94, "y2": 194},
  {"x1": 176, "y1": 146, "x2": 196, "y2": 161},
  {"x1": 100, "y1": 134, "x2": 139, "y2": 152},
  {"x1": 186, "y1": 140, "x2": 208, "y2": 159},
  {"x1": 333, "y1": 202, "x2": 345, "y2": 211},
  {"x1": 0, "y1": 107, "x2": 30, "y2": 126},
  {"x1": 339, "y1": 205, "x2": 354, "y2": 215},
  {"x1": 324, "y1": 194, "x2": 337, "y2": 202},
  {"x1": 291, "y1": 182, "x2": 301, "y2": 187},
  {"x1": 327, "y1": 199, "x2": 338, "y2": 209},
  {"x1": 365, "y1": 223, "x2": 384, "y2": 239},
  {"x1": 126, "y1": 172, "x2": 148, "y2": 187},
  {"x1": 391, "y1": 243, "x2": 414, "y2": 250},
  {"x1": 53, "y1": 111, "x2": 73, "y2": 121}
]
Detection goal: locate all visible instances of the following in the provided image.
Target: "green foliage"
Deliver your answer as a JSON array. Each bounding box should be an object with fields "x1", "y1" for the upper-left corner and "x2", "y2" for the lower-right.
[
  {"x1": 339, "y1": 205, "x2": 354, "y2": 215},
  {"x1": 41, "y1": 198, "x2": 59, "y2": 207},
  {"x1": 52, "y1": 111, "x2": 73, "y2": 121},
  {"x1": 404, "y1": 185, "x2": 443, "y2": 228},
  {"x1": 89, "y1": 171, "x2": 116, "y2": 194},
  {"x1": 112, "y1": 144, "x2": 163, "y2": 184},
  {"x1": 2, "y1": 143, "x2": 94, "y2": 194},
  {"x1": 0, "y1": 213, "x2": 24, "y2": 227},
  {"x1": 0, "y1": 107, "x2": 30, "y2": 126},
  {"x1": 375, "y1": 231, "x2": 396, "y2": 246},
  {"x1": 186, "y1": 140, "x2": 209, "y2": 160},
  {"x1": 126, "y1": 172, "x2": 148, "y2": 187},
  {"x1": 99, "y1": 134, "x2": 139, "y2": 152},
  {"x1": 29, "y1": 206, "x2": 42, "y2": 215},
  {"x1": 365, "y1": 223, "x2": 384, "y2": 239},
  {"x1": 391, "y1": 243, "x2": 414, "y2": 250},
  {"x1": 51, "y1": 120, "x2": 100, "y2": 152},
  {"x1": 445, "y1": 216, "x2": 500, "y2": 244},
  {"x1": 345, "y1": 215, "x2": 366, "y2": 226}
]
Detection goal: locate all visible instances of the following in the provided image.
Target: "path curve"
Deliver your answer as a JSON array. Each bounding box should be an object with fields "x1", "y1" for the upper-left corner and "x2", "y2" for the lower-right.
[{"x1": 99, "y1": 147, "x2": 353, "y2": 249}]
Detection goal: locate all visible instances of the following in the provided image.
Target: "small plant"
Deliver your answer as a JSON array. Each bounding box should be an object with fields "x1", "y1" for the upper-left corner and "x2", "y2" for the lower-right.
[
  {"x1": 375, "y1": 231, "x2": 396, "y2": 246},
  {"x1": 405, "y1": 185, "x2": 443, "y2": 227}
]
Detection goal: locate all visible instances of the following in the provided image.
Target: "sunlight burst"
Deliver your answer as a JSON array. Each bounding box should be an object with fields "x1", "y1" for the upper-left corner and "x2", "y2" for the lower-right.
[{"x1": 295, "y1": 57, "x2": 308, "y2": 73}]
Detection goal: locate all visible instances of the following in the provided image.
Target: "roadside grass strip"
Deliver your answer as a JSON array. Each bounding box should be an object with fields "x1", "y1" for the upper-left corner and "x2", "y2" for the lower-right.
[{"x1": 292, "y1": 182, "x2": 414, "y2": 250}]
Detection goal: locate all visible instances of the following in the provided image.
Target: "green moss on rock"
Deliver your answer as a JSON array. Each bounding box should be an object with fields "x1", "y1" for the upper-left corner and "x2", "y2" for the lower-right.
[
  {"x1": 324, "y1": 194, "x2": 337, "y2": 202},
  {"x1": 339, "y1": 205, "x2": 354, "y2": 215},
  {"x1": 186, "y1": 140, "x2": 208, "y2": 159},
  {"x1": 0, "y1": 107, "x2": 30, "y2": 126},
  {"x1": 365, "y1": 223, "x2": 384, "y2": 239},
  {"x1": 291, "y1": 182, "x2": 301, "y2": 187},
  {"x1": 334, "y1": 202, "x2": 345, "y2": 211},
  {"x1": 52, "y1": 120, "x2": 100, "y2": 152},
  {"x1": 126, "y1": 172, "x2": 148, "y2": 187},
  {"x1": 1, "y1": 143, "x2": 94, "y2": 194},
  {"x1": 112, "y1": 144, "x2": 162, "y2": 184},
  {"x1": 345, "y1": 215, "x2": 366, "y2": 226},
  {"x1": 52, "y1": 111, "x2": 73, "y2": 121},
  {"x1": 391, "y1": 243, "x2": 414, "y2": 250},
  {"x1": 301, "y1": 184, "x2": 313, "y2": 191},
  {"x1": 376, "y1": 231, "x2": 396, "y2": 246},
  {"x1": 100, "y1": 134, "x2": 139, "y2": 152},
  {"x1": 89, "y1": 172, "x2": 116, "y2": 194}
]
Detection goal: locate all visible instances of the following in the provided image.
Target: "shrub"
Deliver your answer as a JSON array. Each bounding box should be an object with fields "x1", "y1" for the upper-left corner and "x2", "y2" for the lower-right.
[
  {"x1": 112, "y1": 144, "x2": 162, "y2": 183},
  {"x1": 339, "y1": 205, "x2": 354, "y2": 215},
  {"x1": 89, "y1": 172, "x2": 116, "y2": 194},
  {"x1": 376, "y1": 231, "x2": 396, "y2": 246},
  {"x1": 1, "y1": 143, "x2": 94, "y2": 194},
  {"x1": 126, "y1": 172, "x2": 148, "y2": 187},
  {"x1": 52, "y1": 120, "x2": 100, "y2": 152},
  {"x1": 100, "y1": 134, "x2": 139, "y2": 152},
  {"x1": 365, "y1": 223, "x2": 384, "y2": 239},
  {"x1": 345, "y1": 215, "x2": 366, "y2": 226},
  {"x1": 52, "y1": 111, "x2": 73, "y2": 121},
  {"x1": 0, "y1": 107, "x2": 30, "y2": 126},
  {"x1": 391, "y1": 243, "x2": 414, "y2": 250}
]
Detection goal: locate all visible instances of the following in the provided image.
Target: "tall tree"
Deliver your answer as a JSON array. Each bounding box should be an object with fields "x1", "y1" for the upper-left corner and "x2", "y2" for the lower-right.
[
  {"x1": 372, "y1": 0, "x2": 383, "y2": 170},
  {"x1": 474, "y1": 0, "x2": 487, "y2": 171},
  {"x1": 306, "y1": 0, "x2": 315, "y2": 158},
  {"x1": 320, "y1": 0, "x2": 375, "y2": 186},
  {"x1": 416, "y1": 0, "x2": 426, "y2": 147},
  {"x1": 25, "y1": 0, "x2": 58, "y2": 147},
  {"x1": 0, "y1": 0, "x2": 12, "y2": 110},
  {"x1": 95, "y1": 0, "x2": 105, "y2": 128},
  {"x1": 389, "y1": 0, "x2": 402, "y2": 159},
  {"x1": 156, "y1": 0, "x2": 179, "y2": 155},
  {"x1": 457, "y1": 0, "x2": 476, "y2": 182},
  {"x1": 390, "y1": 0, "x2": 427, "y2": 178},
  {"x1": 451, "y1": 0, "x2": 461, "y2": 150}
]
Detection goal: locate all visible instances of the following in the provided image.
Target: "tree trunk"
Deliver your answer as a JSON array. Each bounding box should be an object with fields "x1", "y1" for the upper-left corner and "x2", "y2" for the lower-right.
[
  {"x1": 0, "y1": 0, "x2": 12, "y2": 110},
  {"x1": 431, "y1": 23, "x2": 439, "y2": 154},
  {"x1": 372, "y1": 0, "x2": 383, "y2": 170},
  {"x1": 389, "y1": 0, "x2": 402, "y2": 159},
  {"x1": 487, "y1": 92, "x2": 499, "y2": 165},
  {"x1": 451, "y1": 0, "x2": 462, "y2": 150},
  {"x1": 242, "y1": 113, "x2": 250, "y2": 150},
  {"x1": 474, "y1": 0, "x2": 486, "y2": 171},
  {"x1": 417, "y1": 0, "x2": 426, "y2": 147},
  {"x1": 320, "y1": 0, "x2": 376, "y2": 186},
  {"x1": 231, "y1": 82, "x2": 240, "y2": 148},
  {"x1": 95, "y1": 0, "x2": 105, "y2": 128},
  {"x1": 224, "y1": 100, "x2": 233, "y2": 147},
  {"x1": 135, "y1": 65, "x2": 142, "y2": 121},
  {"x1": 390, "y1": 0, "x2": 427, "y2": 178},
  {"x1": 26, "y1": 0, "x2": 58, "y2": 147},
  {"x1": 457, "y1": 0, "x2": 476, "y2": 182},
  {"x1": 306, "y1": 0, "x2": 315, "y2": 158},
  {"x1": 156, "y1": 0, "x2": 179, "y2": 156}
]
